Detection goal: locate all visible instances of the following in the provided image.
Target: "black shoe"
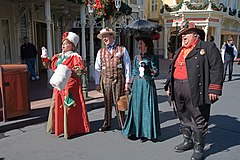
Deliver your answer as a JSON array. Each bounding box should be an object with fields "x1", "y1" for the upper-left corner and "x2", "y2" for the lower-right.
[
  {"x1": 140, "y1": 137, "x2": 148, "y2": 143},
  {"x1": 128, "y1": 134, "x2": 138, "y2": 140},
  {"x1": 98, "y1": 126, "x2": 111, "y2": 132},
  {"x1": 174, "y1": 140, "x2": 193, "y2": 152}
]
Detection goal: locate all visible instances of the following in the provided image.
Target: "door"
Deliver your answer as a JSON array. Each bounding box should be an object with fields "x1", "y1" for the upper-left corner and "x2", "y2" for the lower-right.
[{"x1": 35, "y1": 22, "x2": 47, "y2": 71}]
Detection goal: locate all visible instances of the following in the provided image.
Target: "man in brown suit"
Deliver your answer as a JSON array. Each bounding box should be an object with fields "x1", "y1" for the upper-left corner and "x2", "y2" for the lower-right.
[{"x1": 94, "y1": 28, "x2": 131, "y2": 132}]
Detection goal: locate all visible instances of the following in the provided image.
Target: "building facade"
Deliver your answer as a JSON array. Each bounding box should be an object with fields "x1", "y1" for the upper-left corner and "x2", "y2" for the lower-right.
[
  {"x1": 158, "y1": 0, "x2": 240, "y2": 59},
  {"x1": 0, "y1": 0, "x2": 145, "y2": 81}
]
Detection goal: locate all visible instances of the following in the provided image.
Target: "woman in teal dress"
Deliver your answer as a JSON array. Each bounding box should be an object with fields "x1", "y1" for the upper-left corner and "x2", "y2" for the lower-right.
[{"x1": 121, "y1": 33, "x2": 161, "y2": 142}]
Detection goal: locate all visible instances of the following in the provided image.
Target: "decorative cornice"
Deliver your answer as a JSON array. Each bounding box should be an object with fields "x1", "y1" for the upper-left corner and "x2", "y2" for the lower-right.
[{"x1": 160, "y1": 1, "x2": 239, "y2": 18}]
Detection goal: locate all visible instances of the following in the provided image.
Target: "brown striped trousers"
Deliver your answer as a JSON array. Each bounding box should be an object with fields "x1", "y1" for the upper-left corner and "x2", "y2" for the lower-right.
[{"x1": 101, "y1": 75, "x2": 126, "y2": 128}]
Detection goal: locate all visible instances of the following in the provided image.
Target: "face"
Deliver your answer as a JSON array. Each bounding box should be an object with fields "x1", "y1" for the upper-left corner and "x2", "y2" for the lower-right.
[
  {"x1": 181, "y1": 32, "x2": 198, "y2": 48},
  {"x1": 62, "y1": 39, "x2": 75, "y2": 53},
  {"x1": 102, "y1": 34, "x2": 114, "y2": 46},
  {"x1": 228, "y1": 39, "x2": 234, "y2": 45},
  {"x1": 24, "y1": 38, "x2": 29, "y2": 44},
  {"x1": 137, "y1": 40, "x2": 148, "y2": 53}
]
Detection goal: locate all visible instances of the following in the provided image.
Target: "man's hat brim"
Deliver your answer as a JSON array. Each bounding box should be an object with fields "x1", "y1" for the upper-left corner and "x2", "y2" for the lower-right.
[
  {"x1": 178, "y1": 28, "x2": 205, "y2": 41},
  {"x1": 97, "y1": 31, "x2": 116, "y2": 39}
]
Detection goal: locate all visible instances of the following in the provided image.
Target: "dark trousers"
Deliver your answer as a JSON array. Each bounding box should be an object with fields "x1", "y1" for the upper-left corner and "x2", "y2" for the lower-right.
[
  {"x1": 25, "y1": 57, "x2": 37, "y2": 78},
  {"x1": 102, "y1": 78, "x2": 125, "y2": 128},
  {"x1": 174, "y1": 79, "x2": 211, "y2": 134},
  {"x1": 223, "y1": 58, "x2": 234, "y2": 80}
]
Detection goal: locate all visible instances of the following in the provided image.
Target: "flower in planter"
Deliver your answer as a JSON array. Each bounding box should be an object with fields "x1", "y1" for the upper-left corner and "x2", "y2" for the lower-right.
[{"x1": 92, "y1": 0, "x2": 115, "y2": 19}]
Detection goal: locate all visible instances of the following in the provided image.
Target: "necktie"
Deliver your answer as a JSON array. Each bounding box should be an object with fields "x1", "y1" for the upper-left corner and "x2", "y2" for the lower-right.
[{"x1": 107, "y1": 45, "x2": 113, "y2": 50}]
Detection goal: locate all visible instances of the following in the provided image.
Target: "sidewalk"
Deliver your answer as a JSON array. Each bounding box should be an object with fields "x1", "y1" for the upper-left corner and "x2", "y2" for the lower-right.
[
  {"x1": 1, "y1": 60, "x2": 240, "y2": 160},
  {"x1": 0, "y1": 58, "x2": 172, "y2": 133}
]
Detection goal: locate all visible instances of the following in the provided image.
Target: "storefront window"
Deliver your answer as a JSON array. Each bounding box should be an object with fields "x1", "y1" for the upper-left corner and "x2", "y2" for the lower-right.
[
  {"x1": 130, "y1": 0, "x2": 137, "y2": 5},
  {"x1": 219, "y1": 0, "x2": 227, "y2": 5},
  {"x1": 152, "y1": 0, "x2": 157, "y2": 11},
  {"x1": 230, "y1": 0, "x2": 236, "y2": 9}
]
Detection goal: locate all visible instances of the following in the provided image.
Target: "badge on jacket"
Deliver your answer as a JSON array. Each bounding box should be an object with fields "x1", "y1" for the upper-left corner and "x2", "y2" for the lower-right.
[{"x1": 200, "y1": 49, "x2": 206, "y2": 55}]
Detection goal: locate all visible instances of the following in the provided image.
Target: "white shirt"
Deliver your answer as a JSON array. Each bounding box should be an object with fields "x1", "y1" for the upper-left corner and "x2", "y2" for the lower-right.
[
  {"x1": 94, "y1": 45, "x2": 131, "y2": 84},
  {"x1": 221, "y1": 43, "x2": 238, "y2": 62}
]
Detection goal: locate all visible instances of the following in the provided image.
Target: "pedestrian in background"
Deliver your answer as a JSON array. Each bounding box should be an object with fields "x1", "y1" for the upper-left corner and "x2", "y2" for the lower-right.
[
  {"x1": 165, "y1": 21, "x2": 223, "y2": 160},
  {"x1": 221, "y1": 36, "x2": 238, "y2": 81},
  {"x1": 20, "y1": 36, "x2": 39, "y2": 81},
  {"x1": 41, "y1": 31, "x2": 90, "y2": 139},
  {"x1": 94, "y1": 28, "x2": 131, "y2": 132},
  {"x1": 209, "y1": 36, "x2": 214, "y2": 42},
  {"x1": 121, "y1": 32, "x2": 161, "y2": 143}
]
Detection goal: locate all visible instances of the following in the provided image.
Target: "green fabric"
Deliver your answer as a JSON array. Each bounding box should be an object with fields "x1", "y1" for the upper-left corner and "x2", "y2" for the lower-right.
[
  {"x1": 64, "y1": 92, "x2": 76, "y2": 107},
  {"x1": 122, "y1": 54, "x2": 161, "y2": 139},
  {"x1": 56, "y1": 55, "x2": 67, "y2": 66}
]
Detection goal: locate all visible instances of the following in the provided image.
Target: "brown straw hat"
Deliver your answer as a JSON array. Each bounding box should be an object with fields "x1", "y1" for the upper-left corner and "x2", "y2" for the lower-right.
[{"x1": 178, "y1": 21, "x2": 205, "y2": 40}]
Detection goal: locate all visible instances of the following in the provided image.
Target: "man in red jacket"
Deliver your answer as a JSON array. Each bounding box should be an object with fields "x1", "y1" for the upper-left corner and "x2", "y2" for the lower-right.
[{"x1": 165, "y1": 21, "x2": 223, "y2": 160}]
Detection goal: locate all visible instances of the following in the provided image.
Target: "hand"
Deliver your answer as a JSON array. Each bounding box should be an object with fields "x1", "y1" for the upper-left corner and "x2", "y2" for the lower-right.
[
  {"x1": 166, "y1": 89, "x2": 171, "y2": 96},
  {"x1": 124, "y1": 83, "x2": 130, "y2": 92},
  {"x1": 95, "y1": 84, "x2": 100, "y2": 92},
  {"x1": 208, "y1": 93, "x2": 219, "y2": 102}
]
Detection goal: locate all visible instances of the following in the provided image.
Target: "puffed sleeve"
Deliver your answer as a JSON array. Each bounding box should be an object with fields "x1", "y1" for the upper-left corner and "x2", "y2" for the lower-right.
[
  {"x1": 131, "y1": 56, "x2": 138, "y2": 79},
  {"x1": 50, "y1": 54, "x2": 60, "y2": 71},
  {"x1": 63, "y1": 54, "x2": 85, "y2": 77}
]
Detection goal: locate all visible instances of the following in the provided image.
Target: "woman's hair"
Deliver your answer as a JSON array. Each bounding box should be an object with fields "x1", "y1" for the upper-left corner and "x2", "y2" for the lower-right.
[
  {"x1": 140, "y1": 38, "x2": 154, "y2": 54},
  {"x1": 135, "y1": 33, "x2": 154, "y2": 54}
]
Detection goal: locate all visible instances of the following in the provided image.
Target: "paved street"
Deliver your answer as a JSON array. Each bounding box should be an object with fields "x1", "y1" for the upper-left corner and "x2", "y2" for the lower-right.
[{"x1": 0, "y1": 61, "x2": 240, "y2": 160}]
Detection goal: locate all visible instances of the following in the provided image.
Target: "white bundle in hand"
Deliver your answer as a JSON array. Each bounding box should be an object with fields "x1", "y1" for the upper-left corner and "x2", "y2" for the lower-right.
[
  {"x1": 41, "y1": 46, "x2": 48, "y2": 58},
  {"x1": 49, "y1": 64, "x2": 72, "y2": 90},
  {"x1": 139, "y1": 61, "x2": 145, "y2": 77}
]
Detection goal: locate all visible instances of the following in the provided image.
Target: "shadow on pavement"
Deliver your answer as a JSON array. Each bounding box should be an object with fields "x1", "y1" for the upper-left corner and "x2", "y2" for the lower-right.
[
  {"x1": 87, "y1": 117, "x2": 122, "y2": 133},
  {"x1": 157, "y1": 94, "x2": 168, "y2": 104},
  {"x1": 159, "y1": 111, "x2": 180, "y2": 142},
  {"x1": 205, "y1": 114, "x2": 240, "y2": 158},
  {"x1": 29, "y1": 69, "x2": 52, "y2": 101},
  {"x1": 0, "y1": 107, "x2": 49, "y2": 133}
]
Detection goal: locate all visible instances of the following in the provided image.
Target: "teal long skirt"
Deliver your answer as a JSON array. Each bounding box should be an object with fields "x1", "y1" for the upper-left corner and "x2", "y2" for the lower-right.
[{"x1": 121, "y1": 78, "x2": 161, "y2": 139}]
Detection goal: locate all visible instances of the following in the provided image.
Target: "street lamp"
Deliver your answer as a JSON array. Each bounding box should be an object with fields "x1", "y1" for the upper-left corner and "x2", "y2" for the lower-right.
[
  {"x1": 87, "y1": 2, "x2": 94, "y2": 15},
  {"x1": 115, "y1": 0, "x2": 122, "y2": 11},
  {"x1": 174, "y1": 12, "x2": 180, "y2": 51}
]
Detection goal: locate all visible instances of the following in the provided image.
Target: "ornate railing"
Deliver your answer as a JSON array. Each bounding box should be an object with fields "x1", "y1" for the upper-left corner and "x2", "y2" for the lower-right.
[
  {"x1": 184, "y1": 1, "x2": 208, "y2": 10},
  {"x1": 160, "y1": 1, "x2": 239, "y2": 18}
]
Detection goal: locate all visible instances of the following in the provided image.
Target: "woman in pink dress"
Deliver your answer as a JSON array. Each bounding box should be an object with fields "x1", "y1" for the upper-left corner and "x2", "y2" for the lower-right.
[{"x1": 42, "y1": 32, "x2": 90, "y2": 139}]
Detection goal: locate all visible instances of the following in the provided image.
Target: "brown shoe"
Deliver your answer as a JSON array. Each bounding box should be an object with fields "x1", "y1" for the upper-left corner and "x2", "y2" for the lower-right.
[{"x1": 98, "y1": 126, "x2": 111, "y2": 132}]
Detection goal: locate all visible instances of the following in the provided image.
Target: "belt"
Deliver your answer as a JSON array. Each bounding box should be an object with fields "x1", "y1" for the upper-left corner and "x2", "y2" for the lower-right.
[{"x1": 174, "y1": 78, "x2": 188, "y2": 83}]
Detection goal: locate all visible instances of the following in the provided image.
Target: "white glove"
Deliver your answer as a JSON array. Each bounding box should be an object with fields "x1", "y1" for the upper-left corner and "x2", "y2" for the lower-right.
[{"x1": 41, "y1": 46, "x2": 48, "y2": 58}]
